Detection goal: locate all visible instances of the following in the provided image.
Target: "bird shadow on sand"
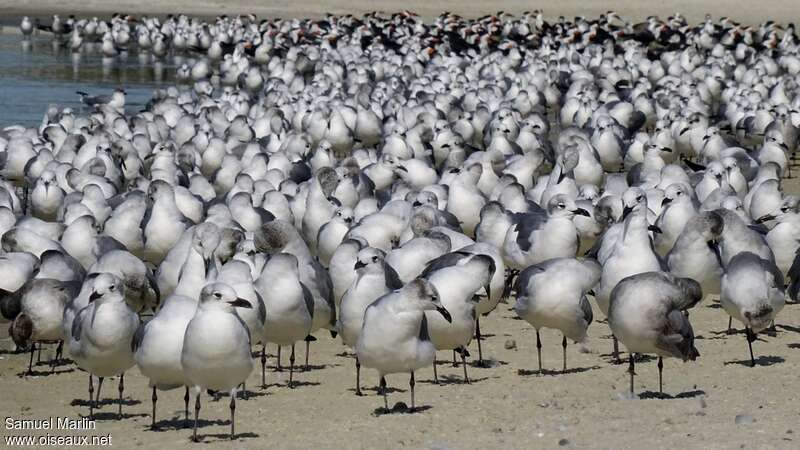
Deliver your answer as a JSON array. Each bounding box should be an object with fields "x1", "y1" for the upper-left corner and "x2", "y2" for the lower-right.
[
  {"x1": 788, "y1": 343, "x2": 800, "y2": 349},
  {"x1": 373, "y1": 404, "x2": 432, "y2": 416},
  {"x1": 598, "y1": 353, "x2": 656, "y2": 364},
  {"x1": 191, "y1": 432, "x2": 259, "y2": 443},
  {"x1": 90, "y1": 411, "x2": 149, "y2": 421},
  {"x1": 146, "y1": 417, "x2": 194, "y2": 432},
  {"x1": 470, "y1": 359, "x2": 508, "y2": 368},
  {"x1": 777, "y1": 324, "x2": 800, "y2": 334},
  {"x1": 517, "y1": 366, "x2": 600, "y2": 377},
  {"x1": 423, "y1": 375, "x2": 490, "y2": 385},
  {"x1": 724, "y1": 355, "x2": 785, "y2": 367},
  {"x1": 71, "y1": 397, "x2": 142, "y2": 408},
  {"x1": 638, "y1": 389, "x2": 706, "y2": 400},
  {"x1": 705, "y1": 303, "x2": 723, "y2": 309},
  {"x1": 17, "y1": 368, "x2": 75, "y2": 377}
]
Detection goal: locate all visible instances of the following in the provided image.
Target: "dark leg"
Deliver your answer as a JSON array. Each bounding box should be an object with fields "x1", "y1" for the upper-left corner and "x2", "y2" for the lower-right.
[
  {"x1": 612, "y1": 335, "x2": 620, "y2": 364},
  {"x1": 229, "y1": 394, "x2": 235, "y2": 440},
  {"x1": 475, "y1": 317, "x2": 484, "y2": 366},
  {"x1": 151, "y1": 386, "x2": 157, "y2": 429},
  {"x1": 459, "y1": 347, "x2": 470, "y2": 384},
  {"x1": 562, "y1": 334, "x2": 568, "y2": 373},
  {"x1": 28, "y1": 343, "x2": 35, "y2": 375},
  {"x1": 289, "y1": 344, "x2": 295, "y2": 388},
  {"x1": 409, "y1": 371, "x2": 416, "y2": 410},
  {"x1": 746, "y1": 327, "x2": 756, "y2": 367},
  {"x1": 37, "y1": 343, "x2": 42, "y2": 362},
  {"x1": 355, "y1": 357, "x2": 363, "y2": 396},
  {"x1": 118, "y1": 373, "x2": 125, "y2": 419},
  {"x1": 304, "y1": 339, "x2": 310, "y2": 371},
  {"x1": 192, "y1": 392, "x2": 200, "y2": 442},
  {"x1": 628, "y1": 353, "x2": 636, "y2": 396},
  {"x1": 727, "y1": 316, "x2": 733, "y2": 334},
  {"x1": 260, "y1": 344, "x2": 266, "y2": 388},
  {"x1": 276, "y1": 346, "x2": 282, "y2": 372},
  {"x1": 433, "y1": 355, "x2": 438, "y2": 384},
  {"x1": 96, "y1": 377, "x2": 104, "y2": 405},
  {"x1": 240, "y1": 382, "x2": 247, "y2": 400},
  {"x1": 55, "y1": 340, "x2": 63, "y2": 362},
  {"x1": 380, "y1": 376, "x2": 388, "y2": 410},
  {"x1": 657, "y1": 357, "x2": 664, "y2": 394},
  {"x1": 183, "y1": 386, "x2": 190, "y2": 428},
  {"x1": 536, "y1": 330, "x2": 543, "y2": 372},
  {"x1": 452, "y1": 350, "x2": 457, "y2": 367},
  {"x1": 88, "y1": 375, "x2": 94, "y2": 419}
]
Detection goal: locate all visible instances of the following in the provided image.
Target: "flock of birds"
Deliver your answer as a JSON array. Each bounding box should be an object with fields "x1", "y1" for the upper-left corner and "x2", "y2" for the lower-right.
[{"x1": 2, "y1": 9, "x2": 800, "y2": 441}]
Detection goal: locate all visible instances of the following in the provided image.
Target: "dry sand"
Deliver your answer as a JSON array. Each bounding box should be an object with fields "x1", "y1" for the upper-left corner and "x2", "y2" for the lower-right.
[
  {"x1": 1, "y1": 295, "x2": 798, "y2": 449},
  {"x1": 0, "y1": 0, "x2": 799, "y2": 24},
  {"x1": 0, "y1": 2, "x2": 800, "y2": 449}
]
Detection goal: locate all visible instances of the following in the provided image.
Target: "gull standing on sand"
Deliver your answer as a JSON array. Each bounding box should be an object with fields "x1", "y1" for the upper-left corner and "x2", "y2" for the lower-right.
[
  {"x1": 720, "y1": 252, "x2": 785, "y2": 367},
  {"x1": 69, "y1": 273, "x2": 140, "y2": 419},
  {"x1": 182, "y1": 283, "x2": 253, "y2": 441},
  {"x1": 356, "y1": 279, "x2": 451, "y2": 411},
  {"x1": 514, "y1": 258, "x2": 600, "y2": 373},
  {"x1": 608, "y1": 272, "x2": 701, "y2": 396},
  {"x1": 133, "y1": 293, "x2": 197, "y2": 429}
]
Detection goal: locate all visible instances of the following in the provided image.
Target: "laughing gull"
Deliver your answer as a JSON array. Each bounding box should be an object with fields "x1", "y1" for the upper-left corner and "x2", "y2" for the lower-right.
[
  {"x1": 133, "y1": 294, "x2": 197, "y2": 429},
  {"x1": 339, "y1": 247, "x2": 403, "y2": 395},
  {"x1": 666, "y1": 211, "x2": 724, "y2": 297},
  {"x1": 181, "y1": 283, "x2": 253, "y2": 442},
  {"x1": 422, "y1": 252, "x2": 495, "y2": 383},
  {"x1": 256, "y1": 253, "x2": 314, "y2": 388},
  {"x1": 69, "y1": 273, "x2": 140, "y2": 419},
  {"x1": 654, "y1": 183, "x2": 698, "y2": 256},
  {"x1": 609, "y1": 272, "x2": 701, "y2": 395},
  {"x1": 356, "y1": 278, "x2": 451, "y2": 411},
  {"x1": 514, "y1": 257, "x2": 600, "y2": 372},
  {"x1": 720, "y1": 252, "x2": 785, "y2": 367}
]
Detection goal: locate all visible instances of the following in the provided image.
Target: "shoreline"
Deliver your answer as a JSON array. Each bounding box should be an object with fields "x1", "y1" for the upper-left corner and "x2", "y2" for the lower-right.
[{"x1": 0, "y1": 1, "x2": 799, "y2": 25}]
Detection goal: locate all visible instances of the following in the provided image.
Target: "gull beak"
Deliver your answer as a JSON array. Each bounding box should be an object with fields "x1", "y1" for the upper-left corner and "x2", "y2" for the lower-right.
[
  {"x1": 396, "y1": 165, "x2": 408, "y2": 172},
  {"x1": 354, "y1": 260, "x2": 367, "y2": 270},
  {"x1": 484, "y1": 284, "x2": 491, "y2": 297},
  {"x1": 572, "y1": 208, "x2": 590, "y2": 217},
  {"x1": 756, "y1": 214, "x2": 775, "y2": 223},
  {"x1": 661, "y1": 147, "x2": 673, "y2": 153},
  {"x1": 204, "y1": 258, "x2": 212, "y2": 277},
  {"x1": 228, "y1": 297, "x2": 252, "y2": 308},
  {"x1": 661, "y1": 197, "x2": 673, "y2": 207},
  {"x1": 680, "y1": 127, "x2": 690, "y2": 135},
  {"x1": 622, "y1": 205, "x2": 634, "y2": 220},
  {"x1": 648, "y1": 224, "x2": 663, "y2": 234},
  {"x1": 89, "y1": 291, "x2": 102, "y2": 302},
  {"x1": 436, "y1": 305, "x2": 452, "y2": 323}
]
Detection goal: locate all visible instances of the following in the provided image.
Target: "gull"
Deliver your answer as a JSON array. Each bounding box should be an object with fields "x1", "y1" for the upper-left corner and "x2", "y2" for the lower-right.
[
  {"x1": 339, "y1": 247, "x2": 402, "y2": 395},
  {"x1": 356, "y1": 278, "x2": 451, "y2": 411},
  {"x1": 69, "y1": 273, "x2": 140, "y2": 419},
  {"x1": 181, "y1": 283, "x2": 253, "y2": 442},
  {"x1": 514, "y1": 258, "x2": 600, "y2": 372},
  {"x1": 720, "y1": 252, "x2": 785, "y2": 367},
  {"x1": 666, "y1": 211, "x2": 724, "y2": 297},
  {"x1": 133, "y1": 293, "x2": 197, "y2": 429},
  {"x1": 256, "y1": 253, "x2": 314, "y2": 388},
  {"x1": 609, "y1": 272, "x2": 701, "y2": 396}
]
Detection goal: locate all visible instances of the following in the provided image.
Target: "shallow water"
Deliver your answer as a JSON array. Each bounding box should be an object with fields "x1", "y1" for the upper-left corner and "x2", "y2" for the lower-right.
[{"x1": 0, "y1": 32, "x2": 176, "y2": 128}]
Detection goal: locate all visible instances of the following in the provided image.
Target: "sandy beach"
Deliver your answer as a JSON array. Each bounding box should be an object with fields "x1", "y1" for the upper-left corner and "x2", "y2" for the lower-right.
[
  {"x1": 0, "y1": 0, "x2": 799, "y2": 24},
  {"x1": 0, "y1": 3, "x2": 799, "y2": 449}
]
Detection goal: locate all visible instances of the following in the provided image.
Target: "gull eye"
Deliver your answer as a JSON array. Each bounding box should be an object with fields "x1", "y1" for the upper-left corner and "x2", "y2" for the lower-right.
[
  {"x1": 558, "y1": 203, "x2": 565, "y2": 209},
  {"x1": 372, "y1": 256, "x2": 378, "y2": 262},
  {"x1": 109, "y1": 285, "x2": 116, "y2": 291},
  {"x1": 214, "y1": 292, "x2": 222, "y2": 299}
]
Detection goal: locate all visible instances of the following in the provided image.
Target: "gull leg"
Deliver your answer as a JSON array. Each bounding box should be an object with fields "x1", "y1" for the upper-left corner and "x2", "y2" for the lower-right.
[
  {"x1": 276, "y1": 346, "x2": 282, "y2": 372},
  {"x1": 183, "y1": 386, "x2": 190, "y2": 428},
  {"x1": 229, "y1": 390, "x2": 236, "y2": 440},
  {"x1": 727, "y1": 316, "x2": 733, "y2": 334},
  {"x1": 260, "y1": 344, "x2": 266, "y2": 388},
  {"x1": 657, "y1": 357, "x2": 664, "y2": 394},
  {"x1": 151, "y1": 386, "x2": 157, "y2": 429},
  {"x1": 96, "y1": 377, "x2": 104, "y2": 406},
  {"x1": 118, "y1": 373, "x2": 125, "y2": 419},
  {"x1": 746, "y1": 327, "x2": 756, "y2": 367},
  {"x1": 628, "y1": 353, "x2": 636, "y2": 396},
  {"x1": 452, "y1": 350, "x2": 457, "y2": 367},
  {"x1": 536, "y1": 329, "x2": 543, "y2": 372},
  {"x1": 28, "y1": 343, "x2": 35, "y2": 375},
  {"x1": 380, "y1": 376, "x2": 388, "y2": 410},
  {"x1": 37, "y1": 340, "x2": 42, "y2": 362},
  {"x1": 192, "y1": 390, "x2": 201, "y2": 442},
  {"x1": 409, "y1": 371, "x2": 415, "y2": 410},
  {"x1": 459, "y1": 347, "x2": 470, "y2": 384},
  {"x1": 612, "y1": 335, "x2": 620, "y2": 364},
  {"x1": 304, "y1": 338, "x2": 311, "y2": 371},
  {"x1": 562, "y1": 334, "x2": 568, "y2": 373},
  {"x1": 289, "y1": 344, "x2": 295, "y2": 388},
  {"x1": 355, "y1": 357, "x2": 363, "y2": 396},
  {"x1": 475, "y1": 316, "x2": 484, "y2": 366},
  {"x1": 88, "y1": 375, "x2": 94, "y2": 419},
  {"x1": 433, "y1": 355, "x2": 438, "y2": 385}
]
